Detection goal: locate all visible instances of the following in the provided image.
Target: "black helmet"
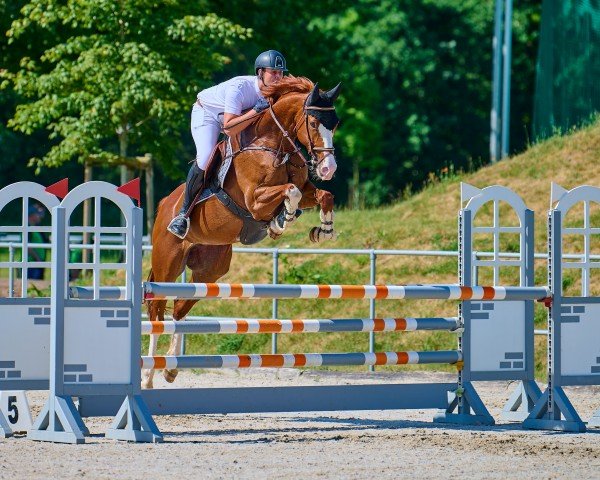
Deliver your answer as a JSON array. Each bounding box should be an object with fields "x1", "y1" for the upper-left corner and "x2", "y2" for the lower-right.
[{"x1": 254, "y1": 50, "x2": 288, "y2": 74}]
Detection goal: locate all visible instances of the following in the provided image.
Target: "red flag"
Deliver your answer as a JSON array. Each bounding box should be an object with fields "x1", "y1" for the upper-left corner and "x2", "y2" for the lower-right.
[
  {"x1": 45, "y1": 178, "x2": 69, "y2": 199},
  {"x1": 117, "y1": 177, "x2": 141, "y2": 206}
]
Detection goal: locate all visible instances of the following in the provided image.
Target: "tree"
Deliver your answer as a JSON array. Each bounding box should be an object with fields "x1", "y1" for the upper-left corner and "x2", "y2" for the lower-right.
[
  {"x1": 309, "y1": 0, "x2": 540, "y2": 206},
  {"x1": 0, "y1": 0, "x2": 67, "y2": 185},
  {"x1": 1, "y1": 0, "x2": 251, "y2": 178}
]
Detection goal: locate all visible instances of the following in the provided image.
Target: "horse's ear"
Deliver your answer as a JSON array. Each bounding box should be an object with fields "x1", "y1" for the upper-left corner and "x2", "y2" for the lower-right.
[
  {"x1": 308, "y1": 83, "x2": 320, "y2": 106},
  {"x1": 324, "y1": 82, "x2": 341, "y2": 102}
]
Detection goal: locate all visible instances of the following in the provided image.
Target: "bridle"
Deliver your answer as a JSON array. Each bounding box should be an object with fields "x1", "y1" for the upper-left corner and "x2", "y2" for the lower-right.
[{"x1": 266, "y1": 92, "x2": 337, "y2": 170}]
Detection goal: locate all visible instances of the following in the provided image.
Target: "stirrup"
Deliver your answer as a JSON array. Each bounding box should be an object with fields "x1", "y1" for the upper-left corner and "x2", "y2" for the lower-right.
[{"x1": 167, "y1": 214, "x2": 190, "y2": 239}]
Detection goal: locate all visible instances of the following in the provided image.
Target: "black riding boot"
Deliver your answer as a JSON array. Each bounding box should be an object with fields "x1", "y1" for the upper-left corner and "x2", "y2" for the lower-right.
[{"x1": 167, "y1": 163, "x2": 205, "y2": 239}]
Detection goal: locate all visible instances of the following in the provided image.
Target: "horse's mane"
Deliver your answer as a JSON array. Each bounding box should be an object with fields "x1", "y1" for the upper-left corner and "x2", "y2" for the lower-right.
[{"x1": 262, "y1": 76, "x2": 314, "y2": 103}]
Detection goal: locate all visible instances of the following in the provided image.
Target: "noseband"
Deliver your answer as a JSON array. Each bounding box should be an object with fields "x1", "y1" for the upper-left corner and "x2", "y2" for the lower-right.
[{"x1": 267, "y1": 92, "x2": 337, "y2": 170}]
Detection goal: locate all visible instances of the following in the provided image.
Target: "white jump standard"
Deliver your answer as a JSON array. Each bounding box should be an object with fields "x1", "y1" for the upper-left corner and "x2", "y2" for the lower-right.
[
  {"x1": 523, "y1": 184, "x2": 600, "y2": 432},
  {"x1": 0, "y1": 181, "x2": 62, "y2": 438}
]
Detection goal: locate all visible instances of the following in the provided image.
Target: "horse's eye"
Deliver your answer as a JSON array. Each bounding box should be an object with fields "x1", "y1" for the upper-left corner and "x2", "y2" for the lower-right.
[{"x1": 309, "y1": 120, "x2": 318, "y2": 129}]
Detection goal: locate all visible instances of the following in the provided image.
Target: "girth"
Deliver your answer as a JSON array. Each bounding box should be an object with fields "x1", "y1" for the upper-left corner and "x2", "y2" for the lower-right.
[{"x1": 208, "y1": 177, "x2": 269, "y2": 245}]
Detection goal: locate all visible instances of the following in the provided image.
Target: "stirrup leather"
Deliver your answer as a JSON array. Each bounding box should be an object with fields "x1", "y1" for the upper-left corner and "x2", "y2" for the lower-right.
[{"x1": 167, "y1": 214, "x2": 190, "y2": 239}]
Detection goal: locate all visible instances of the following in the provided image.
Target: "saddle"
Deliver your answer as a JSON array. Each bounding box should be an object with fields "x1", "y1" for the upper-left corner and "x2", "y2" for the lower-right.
[{"x1": 193, "y1": 128, "x2": 270, "y2": 246}]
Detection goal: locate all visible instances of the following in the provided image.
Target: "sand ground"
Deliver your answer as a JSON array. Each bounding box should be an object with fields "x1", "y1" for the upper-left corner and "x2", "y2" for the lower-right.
[{"x1": 1, "y1": 370, "x2": 599, "y2": 479}]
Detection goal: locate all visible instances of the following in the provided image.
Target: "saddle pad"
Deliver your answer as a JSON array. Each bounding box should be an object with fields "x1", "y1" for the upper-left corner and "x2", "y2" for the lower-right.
[
  {"x1": 194, "y1": 139, "x2": 233, "y2": 207},
  {"x1": 217, "y1": 138, "x2": 234, "y2": 188}
]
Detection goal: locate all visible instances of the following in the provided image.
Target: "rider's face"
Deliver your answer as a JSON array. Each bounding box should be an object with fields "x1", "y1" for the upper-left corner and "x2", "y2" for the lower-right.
[{"x1": 262, "y1": 68, "x2": 284, "y2": 85}]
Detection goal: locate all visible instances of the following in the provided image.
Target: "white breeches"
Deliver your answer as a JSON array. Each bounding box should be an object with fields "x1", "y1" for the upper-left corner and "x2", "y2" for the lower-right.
[{"x1": 191, "y1": 105, "x2": 222, "y2": 170}]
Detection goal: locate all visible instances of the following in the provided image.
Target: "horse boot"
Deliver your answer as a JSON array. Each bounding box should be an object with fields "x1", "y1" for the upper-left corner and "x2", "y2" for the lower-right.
[
  {"x1": 167, "y1": 163, "x2": 205, "y2": 239},
  {"x1": 268, "y1": 208, "x2": 303, "y2": 239}
]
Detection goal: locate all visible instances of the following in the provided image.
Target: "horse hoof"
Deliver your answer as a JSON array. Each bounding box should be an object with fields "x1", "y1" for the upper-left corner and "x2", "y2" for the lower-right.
[
  {"x1": 268, "y1": 228, "x2": 282, "y2": 240},
  {"x1": 163, "y1": 368, "x2": 178, "y2": 383}
]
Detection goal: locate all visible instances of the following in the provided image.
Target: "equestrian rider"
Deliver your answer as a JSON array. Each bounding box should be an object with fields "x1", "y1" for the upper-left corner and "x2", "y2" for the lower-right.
[{"x1": 167, "y1": 49, "x2": 288, "y2": 239}]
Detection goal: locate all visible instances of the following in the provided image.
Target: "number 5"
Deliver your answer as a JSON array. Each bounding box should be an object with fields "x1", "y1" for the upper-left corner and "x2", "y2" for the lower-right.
[{"x1": 7, "y1": 395, "x2": 19, "y2": 424}]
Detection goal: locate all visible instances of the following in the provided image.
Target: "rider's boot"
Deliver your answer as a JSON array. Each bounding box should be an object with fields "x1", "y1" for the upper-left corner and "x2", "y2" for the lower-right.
[{"x1": 167, "y1": 163, "x2": 205, "y2": 239}]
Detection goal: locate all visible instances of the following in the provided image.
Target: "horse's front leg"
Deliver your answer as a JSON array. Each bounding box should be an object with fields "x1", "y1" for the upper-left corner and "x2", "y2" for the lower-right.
[
  {"x1": 299, "y1": 184, "x2": 336, "y2": 243},
  {"x1": 250, "y1": 183, "x2": 302, "y2": 239}
]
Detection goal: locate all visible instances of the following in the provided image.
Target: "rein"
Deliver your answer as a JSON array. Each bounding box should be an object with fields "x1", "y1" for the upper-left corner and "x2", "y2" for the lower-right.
[
  {"x1": 267, "y1": 103, "x2": 309, "y2": 167},
  {"x1": 227, "y1": 91, "x2": 337, "y2": 170}
]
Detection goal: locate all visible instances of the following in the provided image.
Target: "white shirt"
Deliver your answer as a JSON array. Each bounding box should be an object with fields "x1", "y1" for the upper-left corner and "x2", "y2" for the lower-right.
[{"x1": 197, "y1": 76, "x2": 263, "y2": 117}]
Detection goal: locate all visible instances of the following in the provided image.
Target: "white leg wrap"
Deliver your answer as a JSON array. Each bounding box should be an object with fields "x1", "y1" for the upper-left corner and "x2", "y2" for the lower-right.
[
  {"x1": 284, "y1": 185, "x2": 302, "y2": 225},
  {"x1": 309, "y1": 210, "x2": 336, "y2": 243},
  {"x1": 269, "y1": 185, "x2": 302, "y2": 237}
]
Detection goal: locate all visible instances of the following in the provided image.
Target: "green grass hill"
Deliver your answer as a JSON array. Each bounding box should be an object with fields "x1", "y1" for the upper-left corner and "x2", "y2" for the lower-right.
[{"x1": 148, "y1": 121, "x2": 600, "y2": 377}]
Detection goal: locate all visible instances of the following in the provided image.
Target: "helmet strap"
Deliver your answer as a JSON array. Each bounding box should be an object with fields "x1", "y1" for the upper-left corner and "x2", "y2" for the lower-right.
[{"x1": 258, "y1": 70, "x2": 273, "y2": 88}]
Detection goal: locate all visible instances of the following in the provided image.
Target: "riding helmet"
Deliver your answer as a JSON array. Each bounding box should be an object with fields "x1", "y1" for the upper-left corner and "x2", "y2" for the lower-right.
[{"x1": 254, "y1": 50, "x2": 288, "y2": 74}]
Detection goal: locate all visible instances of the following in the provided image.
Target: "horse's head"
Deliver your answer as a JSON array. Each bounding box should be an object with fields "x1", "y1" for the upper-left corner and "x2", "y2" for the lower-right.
[
  {"x1": 261, "y1": 77, "x2": 341, "y2": 181},
  {"x1": 296, "y1": 83, "x2": 341, "y2": 181}
]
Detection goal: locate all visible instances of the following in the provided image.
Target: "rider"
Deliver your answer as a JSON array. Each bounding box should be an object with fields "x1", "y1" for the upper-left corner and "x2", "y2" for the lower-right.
[{"x1": 167, "y1": 49, "x2": 288, "y2": 239}]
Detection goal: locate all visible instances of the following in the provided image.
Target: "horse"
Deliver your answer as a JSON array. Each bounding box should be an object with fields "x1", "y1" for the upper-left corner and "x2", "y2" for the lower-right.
[{"x1": 142, "y1": 76, "x2": 341, "y2": 388}]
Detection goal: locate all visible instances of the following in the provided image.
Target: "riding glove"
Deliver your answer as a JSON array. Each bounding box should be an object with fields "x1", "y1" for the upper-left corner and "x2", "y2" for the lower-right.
[{"x1": 253, "y1": 97, "x2": 270, "y2": 113}]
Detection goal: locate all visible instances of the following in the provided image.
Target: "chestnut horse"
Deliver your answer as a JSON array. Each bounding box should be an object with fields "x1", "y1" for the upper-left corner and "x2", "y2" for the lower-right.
[{"x1": 142, "y1": 77, "x2": 341, "y2": 388}]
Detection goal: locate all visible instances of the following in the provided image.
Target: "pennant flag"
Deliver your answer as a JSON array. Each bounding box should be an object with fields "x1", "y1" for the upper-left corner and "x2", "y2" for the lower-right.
[
  {"x1": 45, "y1": 178, "x2": 69, "y2": 199},
  {"x1": 117, "y1": 177, "x2": 141, "y2": 206},
  {"x1": 550, "y1": 182, "x2": 568, "y2": 207},
  {"x1": 460, "y1": 182, "x2": 482, "y2": 205}
]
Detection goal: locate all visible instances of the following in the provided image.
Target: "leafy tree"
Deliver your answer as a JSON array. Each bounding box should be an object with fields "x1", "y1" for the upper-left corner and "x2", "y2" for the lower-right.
[
  {"x1": 310, "y1": 0, "x2": 540, "y2": 206},
  {"x1": 1, "y1": 0, "x2": 251, "y2": 177},
  {"x1": 308, "y1": 0, "x2": 491, "y2": 205},
  {"x1": 0, "y1": 1, "x2": 62, "y2": 183}
]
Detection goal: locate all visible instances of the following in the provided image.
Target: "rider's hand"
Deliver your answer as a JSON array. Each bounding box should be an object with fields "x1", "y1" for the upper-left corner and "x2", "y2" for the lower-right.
[{"x1": 253, "y1": 97, "x2": 270, "y2": 113}]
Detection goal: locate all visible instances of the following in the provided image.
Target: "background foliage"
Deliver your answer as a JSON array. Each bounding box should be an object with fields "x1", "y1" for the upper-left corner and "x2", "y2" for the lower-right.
[{"x1": 1, "y1": 0, "x2": 541, "y2": 208}]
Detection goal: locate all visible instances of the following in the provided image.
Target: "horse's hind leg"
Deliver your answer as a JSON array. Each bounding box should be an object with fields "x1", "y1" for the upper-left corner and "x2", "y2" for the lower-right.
[
  {"x1": 141, "y1": 298, "x2": 168, "y2": 389},
  {"x1": 162, "y1": 244, "x2": 233, "y2": 383},
  {"x1": 141, "y1": 231, "x2": 188, "y2": 389}
]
